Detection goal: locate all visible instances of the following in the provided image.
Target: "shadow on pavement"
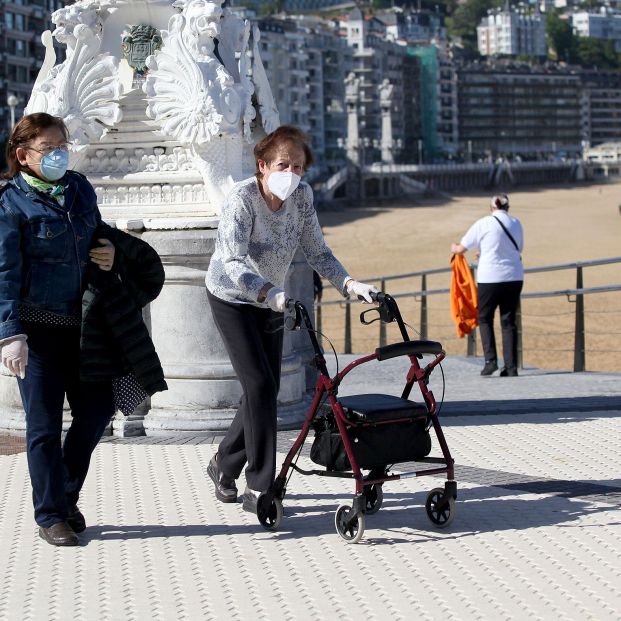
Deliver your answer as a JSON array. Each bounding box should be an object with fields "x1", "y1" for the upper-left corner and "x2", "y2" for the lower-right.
[
  {"x1": 440, "y1": 396, "x2": 621, "y2": 420},
  {"x1": 81, "y1": 482, "x2": 621, "y2": 545}
]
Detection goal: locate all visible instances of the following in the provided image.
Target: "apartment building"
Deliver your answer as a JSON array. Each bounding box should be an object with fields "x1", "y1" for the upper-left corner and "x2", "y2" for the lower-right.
[
  {"x1": 477, "y1": 7, "x2": 546, "y2": 58},
  {"x1": 291, "y1": 16, "x2": 351, "y2": 175},
  {"x1": 580, "y1": 69, "x2": 621, "y2": 147},
  {"x1": 456, "y1": 63, "x2": 583, "y2": 157},
  {"x1": 0, "y1": 1, "x2": 63, "y2": 138},
  {"x1": 571, "y1": 9, "x2": 621, "y2": 52},
  {"x1": 376, "y1": 6, "x2": 446, "y2": 45}
]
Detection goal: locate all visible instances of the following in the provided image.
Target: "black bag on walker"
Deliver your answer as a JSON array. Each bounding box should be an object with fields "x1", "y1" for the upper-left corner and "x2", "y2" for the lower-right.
[{"x1": 311, "y1": 394, "x2": 432, "y2": 471}]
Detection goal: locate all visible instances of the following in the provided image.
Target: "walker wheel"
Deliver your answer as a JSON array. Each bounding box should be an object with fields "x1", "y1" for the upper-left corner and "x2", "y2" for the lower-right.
[
  {"x1": 334, "y1": 503, "x2": 365, "y2": 544},
  {"x1": 425, "y1": 487, "x2": 455, "y2": 528},
  {"x1": 364, "y1": 484, "x2": 384, "y2": 515},
  {"x1": 257, "y1": 493, "x2": 283, "y2": 530}
]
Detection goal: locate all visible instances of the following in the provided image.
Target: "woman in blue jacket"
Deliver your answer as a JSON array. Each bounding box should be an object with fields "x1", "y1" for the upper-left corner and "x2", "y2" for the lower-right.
[{"x1": 0, "y1": 113, "x2": 116, "y2": 546}]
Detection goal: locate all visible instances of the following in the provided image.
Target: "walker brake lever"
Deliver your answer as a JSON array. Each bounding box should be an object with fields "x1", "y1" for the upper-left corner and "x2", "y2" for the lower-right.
[
  {"x1": 360, "y1": 308, "x2": 381, "y2": 325},
  {"x1": 284, "y1": 301, "x2": 301, "y2": 330}
]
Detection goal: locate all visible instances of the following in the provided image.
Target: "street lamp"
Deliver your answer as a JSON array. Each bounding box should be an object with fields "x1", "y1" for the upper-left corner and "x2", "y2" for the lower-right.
[{"x1": 7, "y1": 94, "x2": 19, "y2": 131}]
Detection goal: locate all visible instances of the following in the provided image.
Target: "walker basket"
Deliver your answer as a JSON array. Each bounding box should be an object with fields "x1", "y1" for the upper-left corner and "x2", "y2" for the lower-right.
[{"x1": 310, "y1": 394, "x2": 432, "y2": 472}]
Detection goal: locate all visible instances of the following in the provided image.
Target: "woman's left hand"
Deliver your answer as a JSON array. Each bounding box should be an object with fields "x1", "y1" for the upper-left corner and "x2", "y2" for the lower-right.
[{"x1": 89, "y1": 238, "x2": 115, "y2": 271}]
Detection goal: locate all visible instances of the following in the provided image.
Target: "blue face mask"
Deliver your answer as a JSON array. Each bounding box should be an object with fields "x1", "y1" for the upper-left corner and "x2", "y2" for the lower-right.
[{"x1": 39, "y1": 148, "x2": 69, "y2": 182}]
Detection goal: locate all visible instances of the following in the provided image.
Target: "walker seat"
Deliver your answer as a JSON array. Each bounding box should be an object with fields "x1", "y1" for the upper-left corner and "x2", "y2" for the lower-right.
[{"x1": 337, "y1": 394, "x2": 428, "y2": 424}]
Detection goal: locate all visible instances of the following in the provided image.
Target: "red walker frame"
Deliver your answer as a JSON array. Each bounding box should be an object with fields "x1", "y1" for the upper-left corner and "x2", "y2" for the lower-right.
[{"x1": 256, "y1": 292, "x2": 457, "y2": 542}]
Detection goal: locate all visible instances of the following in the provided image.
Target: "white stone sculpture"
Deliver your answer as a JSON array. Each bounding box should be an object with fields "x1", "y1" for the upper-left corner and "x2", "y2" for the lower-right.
[
  {"x1": 25, "y1": 2, "x2": 122, "y2": 148},
  {"x1": 379, "y1": 78, "x2": 393, "y2": 108},
  {"x1": 25, "y1": 0, "x2": 280, "y2": 217},
  {"x1": 345, "y1": 72, "x2": 360, "y2": 103}
]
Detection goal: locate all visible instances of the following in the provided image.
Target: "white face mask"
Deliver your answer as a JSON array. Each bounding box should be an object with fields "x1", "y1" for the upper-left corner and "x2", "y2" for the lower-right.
[{"x1": 267, "y1": 171, "x2": 301, "y2": 201}]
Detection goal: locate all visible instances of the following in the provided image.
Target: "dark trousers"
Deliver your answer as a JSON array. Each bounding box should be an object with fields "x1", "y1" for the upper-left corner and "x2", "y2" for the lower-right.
[
  {"x1": 207, "y1": 291, "x2": 284, "y2": 492},
  {"x1": 17, "y1": 323, "x2": 114, "y2": 528},
  {"x1": 477, "y1": 281, "x2": 523, "y2": 370}
]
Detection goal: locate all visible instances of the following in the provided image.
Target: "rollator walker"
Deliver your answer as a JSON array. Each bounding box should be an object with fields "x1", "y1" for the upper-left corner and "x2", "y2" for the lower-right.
[{"x1": 255, "y1": 291, "x2": 456, "y2": 543}]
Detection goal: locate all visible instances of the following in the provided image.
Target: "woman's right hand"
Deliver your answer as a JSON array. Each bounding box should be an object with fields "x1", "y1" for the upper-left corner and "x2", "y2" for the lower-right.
[
  {"x1": 1, "y1": 338, "x2": 28, "y2": 379},
  {"x1": 265, "y1": 287, "x2": 287, "y2": 312}
]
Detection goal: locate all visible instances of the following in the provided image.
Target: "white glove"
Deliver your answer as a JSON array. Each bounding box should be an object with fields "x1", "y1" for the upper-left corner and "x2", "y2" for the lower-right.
[
  {"x1": 1, "y1": 337, "x2": 28, "y2": 379},
  {"x1": 346, "y1": 280, "x2": 379, "y2": 303},
  {"x1": 265, "y1": 287, "x2": 287, "y2": 313}
]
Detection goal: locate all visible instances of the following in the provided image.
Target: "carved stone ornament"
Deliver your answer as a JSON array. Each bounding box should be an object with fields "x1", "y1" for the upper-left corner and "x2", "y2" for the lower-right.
[
  {"x1": 379, "y1": 78, "x2": 394, "y2": 107},
  {"x1": 25, "y1": 2, "x2": 122, "y2": 147},
  {"x1": 345, "y1": 72, "x2": 360, "y2": 104},
  {"x1": 122, "y1": 24, "x2": 163, "y2": 75}
]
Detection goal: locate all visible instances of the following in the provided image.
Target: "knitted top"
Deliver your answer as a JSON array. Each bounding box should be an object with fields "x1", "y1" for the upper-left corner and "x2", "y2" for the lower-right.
[{"x1": 206, "y1": 177, "x2": 349, "y2": 305}]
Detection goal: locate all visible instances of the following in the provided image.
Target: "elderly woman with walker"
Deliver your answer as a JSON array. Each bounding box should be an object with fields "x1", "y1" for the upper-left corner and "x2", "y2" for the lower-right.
[{"x1": 205, "y1": 125, "x2": 377, "y2": 514}]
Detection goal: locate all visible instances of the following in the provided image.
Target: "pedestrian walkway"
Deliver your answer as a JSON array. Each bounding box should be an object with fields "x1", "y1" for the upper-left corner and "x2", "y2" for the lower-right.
[{"x1": 0, "y1": 357, "x2": 620, "y2": 620}]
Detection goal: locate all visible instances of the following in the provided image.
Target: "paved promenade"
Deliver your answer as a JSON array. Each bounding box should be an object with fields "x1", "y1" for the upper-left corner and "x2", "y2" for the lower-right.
[{"x1": 0, "y1": 356, "x2": 620, "y2": 620}]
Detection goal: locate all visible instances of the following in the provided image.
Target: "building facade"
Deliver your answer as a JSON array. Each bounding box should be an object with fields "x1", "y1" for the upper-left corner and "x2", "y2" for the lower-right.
[
  {"x1": 580, "y1": 69, "x2": 621, "y2": 147},
  {"x1": 571, "y1": 10, "x2": 621, "y2": 52},
  {"x1": 0, "y1": 1, "x2": 64, "y2": 140},
  {"x1": 477, "y1": 7, "x2": 547, "y2": 58},
  {"x1": 456, "y1": 63, "x2": 583, "y2": 158},
  {"x1": 377, "y1": 7, "x2": 446, "y2": 45}
]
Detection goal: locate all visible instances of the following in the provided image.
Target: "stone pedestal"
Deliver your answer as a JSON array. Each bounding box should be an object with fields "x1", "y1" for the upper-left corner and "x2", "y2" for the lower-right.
[
  {"x1": 0, "y1": 371, "x2": 28, "y2": 433},
  {"x1": 0, "y1": 371, "x2": 112, "y2": 437},
  {"x1": 0, "y1": 227, "x2": 315, "y2": 437},
  {"x1": 0, "y1": 0, "x2": 308, "y2": 437},
  {"x1": 138, "y1": 226, "x2": 310, "y2": 436}
]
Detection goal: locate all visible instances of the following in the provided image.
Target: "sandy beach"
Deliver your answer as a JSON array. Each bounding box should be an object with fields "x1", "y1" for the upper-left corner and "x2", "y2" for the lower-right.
[{"x1": 316, "y1": 181, "x2": 621, "y2": 372}]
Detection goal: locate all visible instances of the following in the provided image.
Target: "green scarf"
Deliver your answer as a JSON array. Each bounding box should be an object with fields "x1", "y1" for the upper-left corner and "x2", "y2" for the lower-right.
[{"x1": 21, "y1": 172, "x2": 65, "y2": 204}]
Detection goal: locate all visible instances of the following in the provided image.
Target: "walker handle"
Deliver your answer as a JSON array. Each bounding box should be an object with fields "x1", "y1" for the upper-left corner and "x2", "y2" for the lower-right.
[{"x1": 370, "y1": 291, "x2": 386, "y2": 304}]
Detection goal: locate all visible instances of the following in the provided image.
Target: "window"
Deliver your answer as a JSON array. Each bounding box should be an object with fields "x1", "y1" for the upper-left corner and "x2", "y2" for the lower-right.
[{"x1": 7, "y1": 38, "x2": 26, "y2": 57}]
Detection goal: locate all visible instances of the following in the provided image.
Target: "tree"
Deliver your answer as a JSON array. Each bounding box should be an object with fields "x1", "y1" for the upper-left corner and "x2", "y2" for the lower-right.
[
  {"x1": 575, "y1": 37, "x2": 620, "y2": 69},
  {"x1": 257, "y1": 1, "x2": 280, "y2": 16},
  {"x1": 546, "y1": 11, "x2": 576, "y2": 63},
  {"x1": 446, "y1": 0, "x2": 501, "y2": 56}
]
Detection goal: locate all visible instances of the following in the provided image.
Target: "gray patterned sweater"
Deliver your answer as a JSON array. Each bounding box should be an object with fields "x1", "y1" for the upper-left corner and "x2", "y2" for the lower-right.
[{"x1": 205, "y1": 176, "x2": 350, "y2": 306}]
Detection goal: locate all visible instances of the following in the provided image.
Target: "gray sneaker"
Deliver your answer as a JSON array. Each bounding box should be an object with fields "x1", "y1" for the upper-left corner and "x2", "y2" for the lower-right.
[{"x1": 240, "y1": 486, "x2": 261, "y2": 514}]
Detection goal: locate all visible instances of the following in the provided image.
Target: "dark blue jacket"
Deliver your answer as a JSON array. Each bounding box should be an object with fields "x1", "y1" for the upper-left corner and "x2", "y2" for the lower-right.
[{"x1": 0, "y1": 171, "x2": 101, "y2": 340}]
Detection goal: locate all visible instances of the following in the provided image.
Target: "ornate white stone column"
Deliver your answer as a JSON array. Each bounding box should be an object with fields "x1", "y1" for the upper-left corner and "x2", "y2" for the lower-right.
[
  {"x1": 0, "y1": 0, "x2": 311, "y2": 436},
  {"x1": 379, "y1": 79, "x2": 394, "y2": 164},
  {"x1": 345, "y1": 72, "x2": 360, "y2": 166}
]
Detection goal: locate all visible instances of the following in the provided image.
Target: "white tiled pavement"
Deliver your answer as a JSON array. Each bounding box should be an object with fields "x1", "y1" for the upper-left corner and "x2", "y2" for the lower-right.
[{"x1": 0, "y1": 356, "x2": 620, "y2": 620}]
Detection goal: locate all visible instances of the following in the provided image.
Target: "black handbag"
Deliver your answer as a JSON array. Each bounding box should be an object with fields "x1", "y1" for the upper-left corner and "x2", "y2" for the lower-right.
[{"x1": 310, "y1": 398, "x2": 432, "y2": 472}]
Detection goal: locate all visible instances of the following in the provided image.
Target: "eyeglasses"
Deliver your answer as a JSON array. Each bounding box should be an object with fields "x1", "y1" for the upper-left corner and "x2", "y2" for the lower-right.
[{"x1": 26, "y1": 144, "x2": 69, "y2": 156}]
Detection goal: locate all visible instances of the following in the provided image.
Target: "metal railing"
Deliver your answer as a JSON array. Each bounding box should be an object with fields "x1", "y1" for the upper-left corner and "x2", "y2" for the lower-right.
[{"x1": 315, "y1": 256, "x2": 621, "y2": 372}]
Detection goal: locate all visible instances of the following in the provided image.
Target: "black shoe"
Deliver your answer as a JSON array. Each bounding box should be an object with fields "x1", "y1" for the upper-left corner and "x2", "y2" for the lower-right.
[
  {"x1": 480, "y1": 361, "x2": 498, "y2": 376},
  {"x1": 240, "y1": 486, "x2": 260, "y2": 514},
  {"x1": 207, "y1": 455, "x2": 238, "y2": 503},
  {"x1": 39, "y1": 522, "x2": 79, "y2": 547},
  {"x1": 67, "y1": 506, "x2": 86, "y2": 533},
  {"x1": 500, "y1": 367, "x2": 518, "y2": 377}
]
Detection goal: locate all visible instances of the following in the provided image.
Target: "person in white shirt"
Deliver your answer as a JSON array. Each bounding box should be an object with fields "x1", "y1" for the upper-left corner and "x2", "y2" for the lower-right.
[
  {"x1": 451, "y1": 194, "x2": 524, "y2": 377},
  {"x1": 205, "y1": 125, "x2": 377, "y2": 514}
]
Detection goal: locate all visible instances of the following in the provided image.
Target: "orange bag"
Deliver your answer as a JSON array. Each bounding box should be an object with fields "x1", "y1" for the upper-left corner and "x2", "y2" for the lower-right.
[{"x1": 450, "y1": 255, "x2": 478, "y2": 337}]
